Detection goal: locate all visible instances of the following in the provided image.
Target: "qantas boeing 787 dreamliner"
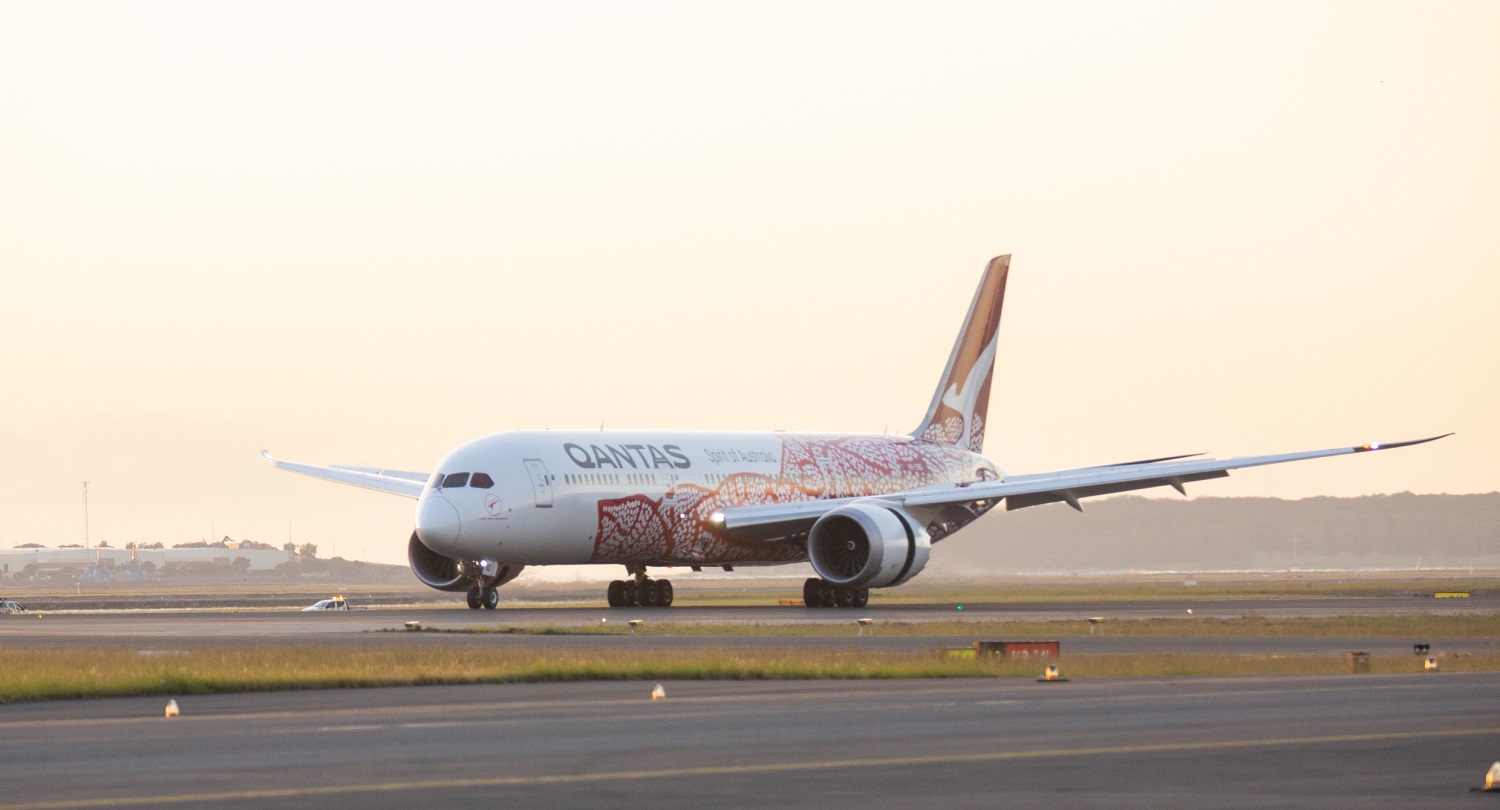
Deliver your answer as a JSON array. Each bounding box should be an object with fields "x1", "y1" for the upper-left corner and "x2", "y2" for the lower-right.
[{"x1": 265, "y1": 256, "x2": 1448, "y2": 610}]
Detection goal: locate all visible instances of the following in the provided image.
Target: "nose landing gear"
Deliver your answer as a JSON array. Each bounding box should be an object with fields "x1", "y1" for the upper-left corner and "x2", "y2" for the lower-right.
[
  {"x1": 802, "y1": 577, "x2": 868, "y2": 608},
  {"x1": 466, "y1": 584, "x2": 500, "y2": 610},
  {"x1": 607, "y1": 565, "x2": 674, "y2": 608}
]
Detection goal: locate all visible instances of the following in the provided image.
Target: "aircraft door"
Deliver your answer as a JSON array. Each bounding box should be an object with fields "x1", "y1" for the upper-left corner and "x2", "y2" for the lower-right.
[{"x1": 523, "y1": 459, "x2": 553, "y2": 508}]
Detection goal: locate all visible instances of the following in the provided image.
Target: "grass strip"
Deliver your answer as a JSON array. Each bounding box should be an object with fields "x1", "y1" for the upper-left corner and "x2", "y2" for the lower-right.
[
  {"x1": 3, "y1": 647, "x2": 1498, "y2": 704},
  {"x1": 404, "y1": 614, "x2": 1500, "y2": 638}
]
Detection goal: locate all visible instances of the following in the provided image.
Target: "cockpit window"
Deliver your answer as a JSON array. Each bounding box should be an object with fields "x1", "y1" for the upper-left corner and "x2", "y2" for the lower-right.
[
  {"x1": 442, "y1": 472, "x2": 470, "y2": 488},
  {"x1": 470, "y1": 472, "x2": 495, "y2": 488}
]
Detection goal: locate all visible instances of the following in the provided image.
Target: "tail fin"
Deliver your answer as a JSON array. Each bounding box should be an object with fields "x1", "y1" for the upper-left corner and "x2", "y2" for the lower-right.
[{"x1": 910, "y1": 255, "x2": 1009, "y2": 453}]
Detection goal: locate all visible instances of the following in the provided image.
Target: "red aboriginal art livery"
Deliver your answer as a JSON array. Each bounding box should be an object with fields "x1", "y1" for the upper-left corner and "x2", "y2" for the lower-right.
[
  {"x1": 266, "y1": 254, "x2": 1449, "y2": 610},
  {"x1": 593, "y1": 434, "x2": 1000, "y2": 566}
]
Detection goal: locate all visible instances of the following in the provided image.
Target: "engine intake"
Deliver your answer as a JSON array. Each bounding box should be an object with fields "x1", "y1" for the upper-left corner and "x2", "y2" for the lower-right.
[
  {"x1": 807, "y1": 503, "x2": 930, "y2": 589},
  {"x1": 408, "y1": 531, "x2": 466, "y2": 591},
  {"x1": 407, "y1": 532, "x2": 523, "y2": 592}
]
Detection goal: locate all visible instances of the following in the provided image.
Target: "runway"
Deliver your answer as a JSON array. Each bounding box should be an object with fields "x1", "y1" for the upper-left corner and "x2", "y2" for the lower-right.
[
  {"x1": 2, "y1": 674, "x2": 1497, "y2": 808},
  {"x1": 2, "y1": 598, "x2": 1495, "y2": 657},
  {"x1": 4, "y1": 599, "x2": 1497, "y2": 807}
]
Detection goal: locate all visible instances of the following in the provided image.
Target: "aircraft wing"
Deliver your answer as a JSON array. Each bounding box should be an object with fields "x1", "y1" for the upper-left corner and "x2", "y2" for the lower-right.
[
  {"x1": 714, "y1": 434, "x2": 1452, "y2": 541},
  {"x1": 261, "y1": 451, "x2": 426, "y2": 499}
]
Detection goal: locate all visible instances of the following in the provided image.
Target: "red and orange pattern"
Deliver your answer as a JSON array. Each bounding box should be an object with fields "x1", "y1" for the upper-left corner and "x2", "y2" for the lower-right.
[{"x1": 591, "y1": 435, "x2": 995, "y2": 565}]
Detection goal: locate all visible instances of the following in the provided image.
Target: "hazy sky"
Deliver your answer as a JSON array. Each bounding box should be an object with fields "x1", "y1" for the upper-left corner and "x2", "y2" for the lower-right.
[{"x1": 2, "y1": 1, "x2": 1496, "y2": 567}]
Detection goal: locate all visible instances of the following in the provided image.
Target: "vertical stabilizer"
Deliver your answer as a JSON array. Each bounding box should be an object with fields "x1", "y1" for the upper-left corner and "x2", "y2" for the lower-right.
[{"x1": 910, "y1": 255, "x2": 1009, "y2": 453}]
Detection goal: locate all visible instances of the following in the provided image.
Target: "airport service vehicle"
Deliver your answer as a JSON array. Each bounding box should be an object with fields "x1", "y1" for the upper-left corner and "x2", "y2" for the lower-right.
[
  {"x1": 266, "y1": 255, "x2": 1447, "y2": 610},
  {"x1": 1, "y1": 599, "x2": 28, "y2": 614},
  {"x1": 301, "y1": 596, "x2": 350, "y2": 611}
]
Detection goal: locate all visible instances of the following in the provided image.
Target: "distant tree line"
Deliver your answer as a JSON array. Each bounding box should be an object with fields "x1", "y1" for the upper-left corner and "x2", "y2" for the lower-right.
[{"x1": 932, "y1": 492, "x2": 1500, "y2": 574}]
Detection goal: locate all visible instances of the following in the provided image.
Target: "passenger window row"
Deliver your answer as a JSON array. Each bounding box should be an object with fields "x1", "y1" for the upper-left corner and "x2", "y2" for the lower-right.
[
  {"x1": 434, "y1": 472, "x2": 495, "y2": 490},
  {"x1": 564, "y1": 473, "x2": 676, "y2": 487}
]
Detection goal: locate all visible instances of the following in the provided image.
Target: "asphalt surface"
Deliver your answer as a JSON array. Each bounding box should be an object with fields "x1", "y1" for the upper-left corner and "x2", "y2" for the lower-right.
[
  {"x1": 3, "y1": 599, "x2": 1497, "y2": 807},
  {"x1": 3, "y1": 674, "x2": 1498, "y2": 808},
  {"x1": 2, "y1": 598, "x2": 1495, "y2": 657}
]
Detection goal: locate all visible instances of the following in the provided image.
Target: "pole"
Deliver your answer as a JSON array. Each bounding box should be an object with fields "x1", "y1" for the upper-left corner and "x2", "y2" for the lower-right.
[{"x1": 81, "y1": 482, "x2": 90, "y2": 560}]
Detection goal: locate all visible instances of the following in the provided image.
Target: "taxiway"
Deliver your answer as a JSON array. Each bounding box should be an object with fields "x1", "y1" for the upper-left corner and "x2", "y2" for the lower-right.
[
  {"x1": 2, "y1": 674, "x2": 1497, "y2": 808},
  {"x1": 2, "y1": 597, "x2": 1494, "y2": 658}
]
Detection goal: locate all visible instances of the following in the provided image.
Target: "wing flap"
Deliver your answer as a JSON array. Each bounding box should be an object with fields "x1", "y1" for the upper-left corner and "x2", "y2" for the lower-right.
[{"x1": 1004, "y1": 470, "x2": 1229, "y2": 511}]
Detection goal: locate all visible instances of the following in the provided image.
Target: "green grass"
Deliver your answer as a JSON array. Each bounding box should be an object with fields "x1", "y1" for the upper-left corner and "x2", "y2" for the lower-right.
[
  {"x1": 0, "y1": 647, "x2": 1006, "y2": 702},
  {"x1": 3, "y1": 646, "x2": 1498, "y2": 704},
  {"x1": 403, "y1": 613, "x2": 1500, "y2": 638}
]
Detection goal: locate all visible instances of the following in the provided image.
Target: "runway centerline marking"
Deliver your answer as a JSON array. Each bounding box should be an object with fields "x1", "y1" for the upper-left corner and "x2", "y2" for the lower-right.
[{"x1": 3, "y1": 726, "x2": 1497, "y2": 809}]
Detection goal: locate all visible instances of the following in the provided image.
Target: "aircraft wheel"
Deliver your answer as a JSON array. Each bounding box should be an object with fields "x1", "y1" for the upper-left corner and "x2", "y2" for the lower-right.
[
  {"x1": 622, "y1": 580, "x2": 639, "y2": 607},
  {"x1": 481, "y1": 587, "x2": 500, "y2": 610},
  {"x1": 834, "y1": 587, "x2": 853, "y2": 608},
  {"x1": 817, "y1": 580, "x2": 837, "y2": 609},
  {"x1": 466, "y1": 586, "x2": 483, "y2": 610},
  {"x1": 640, "y1": 580, "x2": 660, "y2": 608},
  {"x1": 803, "y1": 578, "x2": 823, "y2": 608},
  {"x1": 658, "y1": 580, "x2": 674, "y2": 607},
  {"x1": 607, "y1": 580, "x2": 625, "y2": 608},
  {"x1": 851, "y1": 588, "x2": 869, "y2": 608}
]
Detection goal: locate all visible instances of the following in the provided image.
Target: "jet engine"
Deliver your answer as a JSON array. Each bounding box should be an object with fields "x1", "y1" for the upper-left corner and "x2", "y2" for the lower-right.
[
  {"x1": 406, "y1": 532, "x2": 523, "y2": 592},
  {"x1": 806, "y1": 503, "x2": 930, "y2": 589}
]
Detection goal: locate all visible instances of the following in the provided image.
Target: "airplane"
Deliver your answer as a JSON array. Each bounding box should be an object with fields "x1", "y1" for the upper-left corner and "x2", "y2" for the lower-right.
[{"x1": 264, "y1": 255, "x2": 1449, "y2": 610}]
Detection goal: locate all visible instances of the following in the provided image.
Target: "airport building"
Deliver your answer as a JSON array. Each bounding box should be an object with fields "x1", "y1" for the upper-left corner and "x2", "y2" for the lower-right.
[{"x1": 0, "y1": 544, "x2": 288, "y2": 581}]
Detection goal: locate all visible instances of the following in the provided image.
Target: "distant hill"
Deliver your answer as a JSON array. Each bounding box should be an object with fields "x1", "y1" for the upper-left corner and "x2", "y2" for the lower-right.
[{"x1": 928, "y1": 492, "x2": 1500, "y2": 574}]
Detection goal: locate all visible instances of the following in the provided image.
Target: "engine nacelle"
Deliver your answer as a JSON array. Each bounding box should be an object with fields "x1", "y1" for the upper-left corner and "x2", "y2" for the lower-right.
[
  {"x1": 407, "y1": 532, "x2": 523, "y2": 592},
  {"x1": 807, "y1": 503, "x2": 930, "y2": 589}
]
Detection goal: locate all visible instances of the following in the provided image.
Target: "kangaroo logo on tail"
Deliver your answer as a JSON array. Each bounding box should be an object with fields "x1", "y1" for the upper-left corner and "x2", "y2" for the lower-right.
[{"x1": 911, "y1": 255, "x2": 1009, "y2": 454}]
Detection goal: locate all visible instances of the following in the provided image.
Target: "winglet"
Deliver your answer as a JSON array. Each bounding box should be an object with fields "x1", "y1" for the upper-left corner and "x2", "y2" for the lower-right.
[{"x1": 1352, "y1": 433, "x2": 1453, "y2": 453}]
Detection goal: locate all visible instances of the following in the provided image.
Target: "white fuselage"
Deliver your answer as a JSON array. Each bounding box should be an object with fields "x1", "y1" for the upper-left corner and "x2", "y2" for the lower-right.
[{"x1": 414, "y1": 430, "x2": 1002, "y2": 568}]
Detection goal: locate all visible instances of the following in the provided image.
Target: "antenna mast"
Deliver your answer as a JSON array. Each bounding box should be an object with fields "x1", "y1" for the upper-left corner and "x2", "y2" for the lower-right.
[{"x1": 81, "y1": 481, "x2": 90, "y2": 559}]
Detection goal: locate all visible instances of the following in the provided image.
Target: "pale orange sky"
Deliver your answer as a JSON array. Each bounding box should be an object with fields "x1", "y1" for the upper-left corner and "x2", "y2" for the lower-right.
[{"x1": 2, "y1": 1, "x2": 1496, "y2": 566}]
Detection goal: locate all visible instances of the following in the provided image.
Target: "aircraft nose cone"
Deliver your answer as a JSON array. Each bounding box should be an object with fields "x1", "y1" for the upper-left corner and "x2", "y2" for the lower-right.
[{"x1": 416, "y1": 495, "x2": 462, "y2": 553}]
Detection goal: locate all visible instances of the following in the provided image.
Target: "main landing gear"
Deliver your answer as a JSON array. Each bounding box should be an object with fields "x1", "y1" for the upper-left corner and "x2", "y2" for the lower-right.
[
  {"x1": 803, "y1": 577, "x2": 868, "y2": 609},
  {"x1": 607, "y1": 565, "x2": 674, "y2": 608},
  {"x1": 466, "y1": 584, "x2": 500, "y2": 610}
]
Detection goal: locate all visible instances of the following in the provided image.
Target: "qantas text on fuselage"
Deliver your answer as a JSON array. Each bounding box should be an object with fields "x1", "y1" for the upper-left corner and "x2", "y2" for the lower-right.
[
  {"x1": 563, "y1": 443, "x2": 692, "y2": 470},
  {"x1": 266, "y1": 254, "x2": 1449, "y2": 610}
]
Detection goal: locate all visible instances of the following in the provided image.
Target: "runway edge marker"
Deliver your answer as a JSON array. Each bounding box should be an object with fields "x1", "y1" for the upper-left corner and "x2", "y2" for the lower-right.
[{"x1": 1472, "y1": 761, "x2": 1500, "y2": 792}]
